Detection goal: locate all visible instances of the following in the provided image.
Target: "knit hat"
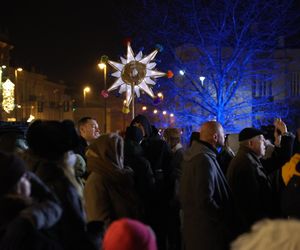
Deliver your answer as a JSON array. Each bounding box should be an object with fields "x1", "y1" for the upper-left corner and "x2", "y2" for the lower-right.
[
  {"x1": 103, "y1": 218, "x2": 157, "y2": 250},
  {"x1": 0, "y1": 151, "x2": 26, "y2": 196},
  {"x1": 239, "y1": 127, "x2": 264, "y2": 142},
  {"x1": 125, "y1": 126, "x2": 144, "y2": 143}
]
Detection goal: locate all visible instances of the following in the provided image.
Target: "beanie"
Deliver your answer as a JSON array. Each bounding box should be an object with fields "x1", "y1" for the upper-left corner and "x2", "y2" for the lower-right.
[
  {"x1": 0, "y1": 151, "x2": 26, "y2": 196},
  {"x1": 103, "y1": 218, "x2": 157, "y2": 250},
  {"x1": 239, "y1": 127, "x2": 264, "y2": 142}
]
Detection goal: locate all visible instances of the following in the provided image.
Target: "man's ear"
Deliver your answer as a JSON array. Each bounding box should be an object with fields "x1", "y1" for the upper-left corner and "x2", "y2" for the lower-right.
[{"x1": 213, "y1": 133, "x2": 218, "y2": 143}]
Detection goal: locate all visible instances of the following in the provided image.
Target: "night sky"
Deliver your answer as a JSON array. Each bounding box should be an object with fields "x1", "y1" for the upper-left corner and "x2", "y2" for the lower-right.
[{"x1": 0, "y1": 1, "x2": 133, "y2": 86}]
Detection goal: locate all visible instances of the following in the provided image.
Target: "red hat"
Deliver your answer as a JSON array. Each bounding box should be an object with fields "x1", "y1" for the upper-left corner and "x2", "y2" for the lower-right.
[{"x1": 103, "y1": 218, "x2": 157, "y2": 250}]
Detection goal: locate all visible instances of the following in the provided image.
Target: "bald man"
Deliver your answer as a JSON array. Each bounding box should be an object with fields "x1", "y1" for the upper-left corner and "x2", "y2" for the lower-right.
[{"x1": 180, "y1": 121, "x2": 241, "y2": 250}]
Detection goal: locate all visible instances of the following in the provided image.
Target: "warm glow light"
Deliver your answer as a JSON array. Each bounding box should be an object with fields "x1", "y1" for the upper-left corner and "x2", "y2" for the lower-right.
[
  {"x1": 1, "y1": 65, "x2": 6, "y2": 69},
  {"x1": 17, "y1": 68, "x2": 23, "y2": 72},
  {"x1": 27, "y1": 114, "x2": 35, "y2": 123},
  {"x1": 153, "y1": 109, "x2": 158, "y2": 114},
  {"x1": 2, "y1": 79, "x2": 15, "y2": 113},
  {"x1": 84, "y1": 86, "x2": 91, "y2": 93},
  {"x1": 98, "y1": 63, "x2": 106, "y2": 70},
  {"x1": 157, "y1": 92, "x2": 163, "y2": 98},
  {"x1": 162, "y1": 111, "x2": 167, "y2": 115},
  {"x1": 142, "y1": 106, "x2": 147, "y2": 111},
  {"x1": 123, "y1": 100, "x2": 127, "y2": 104},
  {"x1": 170, "y1": 113, "x2": 174, "y2": 117}
]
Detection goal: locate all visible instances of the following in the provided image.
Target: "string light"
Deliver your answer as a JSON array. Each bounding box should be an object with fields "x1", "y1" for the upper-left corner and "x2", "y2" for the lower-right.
[
  {"x1": 2, "y1": 79, "x2": 15, "y2": 113},
  {"x1": 142, "y1": 106, "x2": 147, "y2": 111}
]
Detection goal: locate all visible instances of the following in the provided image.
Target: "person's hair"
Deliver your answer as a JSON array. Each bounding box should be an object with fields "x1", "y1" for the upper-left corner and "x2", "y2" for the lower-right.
[{"x1": 77, "y1": 117, "x2": 93, "y2": 128}]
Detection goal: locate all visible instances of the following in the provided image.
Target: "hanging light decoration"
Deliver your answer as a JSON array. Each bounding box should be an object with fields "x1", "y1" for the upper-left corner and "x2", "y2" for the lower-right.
[{"x1": 2, "y1": 79, "x2": 15, "y2": 113}]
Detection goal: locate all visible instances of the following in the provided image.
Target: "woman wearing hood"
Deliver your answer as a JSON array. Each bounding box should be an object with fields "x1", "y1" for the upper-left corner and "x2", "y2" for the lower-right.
[{"x1": 84, "y1": 133, "x2": 141, "y2": 227}]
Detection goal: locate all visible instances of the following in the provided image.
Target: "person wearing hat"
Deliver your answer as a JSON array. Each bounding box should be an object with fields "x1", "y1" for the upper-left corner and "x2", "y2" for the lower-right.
[
  {"x1": 102, "y1": 218, "x2": 157, "y2": 250},
  {"x1": 0, "y1": 151, "x2": 63, "y2": 250},
  {"x1": 227, "y1": 119, "x2": 294, "y2": 230}
]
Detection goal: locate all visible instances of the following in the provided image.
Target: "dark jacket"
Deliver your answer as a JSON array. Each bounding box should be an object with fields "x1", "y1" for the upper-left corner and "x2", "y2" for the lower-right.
[
  {"x1": 180, "y1": 141, "x2": 239, "y2": 250},
  {"x1": 0, "y1": 172, "x2": 63, "y2": 250},
  {"x1": 227, "y1": 134, "x2": 294, "y2": 229}
]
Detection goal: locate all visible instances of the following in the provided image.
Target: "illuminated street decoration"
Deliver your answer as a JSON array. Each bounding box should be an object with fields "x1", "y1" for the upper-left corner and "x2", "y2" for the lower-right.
[
  {"x1": 107, "y1": 43, "x2": 166, "y2": 107},
  {"x1": 2, "y1": 79, "x2": 15, "y2": 113}
]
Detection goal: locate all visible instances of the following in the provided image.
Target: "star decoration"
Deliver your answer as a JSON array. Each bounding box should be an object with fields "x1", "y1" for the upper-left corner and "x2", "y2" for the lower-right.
[{"x1": 107, "y1": 43, "x2": 165, "y2": 106}]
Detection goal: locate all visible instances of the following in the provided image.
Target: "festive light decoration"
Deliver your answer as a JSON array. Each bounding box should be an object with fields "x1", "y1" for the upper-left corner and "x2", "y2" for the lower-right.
[
  {"x1": 108, "y1": 42, "x2": 166, "y2": 107},
  {"x1": 101, "y1": 89, "x2": 109, "y2": 98},
  {"x1": 167, "y1": 70, "x2": 174, "y2": 78},
  {"x1": 2, "y1": 79, "x2": 15, "y2": 113}
]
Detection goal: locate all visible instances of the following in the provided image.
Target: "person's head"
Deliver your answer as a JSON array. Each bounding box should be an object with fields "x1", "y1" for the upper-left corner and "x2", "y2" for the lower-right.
[
  {"x1": 130, "y1": 114, "x2": 152, "y2": 138},
  {"x1": 102, "y1": 218, "x2": 157, "y2": 250},
  {"x1": 26, "y1": 120, "x2": 79, "y2": 161},
  {"x1": 189, "y1": 131, "x2": 200, "y2": 147},
  {"x1": 199, "y1": 121, "x2": 225, "y2": 148},
  {"x1": 78, "y1": 117, "x2": 100, "y2": 144},
  {"x1": 0, "y1": 151, "x2": 31, "y2": 197},
  {"x1": 231, "y1": 219, "x2": 300, "y2": 250},
  {"x1": 86, "y1": 133, "x2": 124, "y2": 171},
  {"x1": 125, "y1": 126, "x2": 144, "y2": 144},
  {"x1": 163, "y1": 128, "x2": 181, "y2": 149},
  {"x1": 239, "y1": 127, "x2": 266, "y2": 158}
]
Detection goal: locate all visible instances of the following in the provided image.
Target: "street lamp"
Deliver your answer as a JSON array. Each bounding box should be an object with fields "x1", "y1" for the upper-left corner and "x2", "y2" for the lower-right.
[
  {"x1": 83, "y1": 86, "x2": 91, "y2": 106},
  {"x1": 14, "y1": 68, "x2": 23, "y2": 120},
  {"x1": 98, "y1": 62, "x2": 107, "y2": 133}
]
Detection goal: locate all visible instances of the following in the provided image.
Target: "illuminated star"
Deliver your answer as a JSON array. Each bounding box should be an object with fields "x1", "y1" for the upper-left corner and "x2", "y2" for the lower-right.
[{"x1": 107, "y1": 43, "x2": 165, "y2": 106}]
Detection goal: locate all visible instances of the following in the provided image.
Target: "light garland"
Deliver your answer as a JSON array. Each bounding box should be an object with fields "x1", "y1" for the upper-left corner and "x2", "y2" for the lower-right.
[{"x1": 2, "y1": 79, "x2": 15, "y2": 113}]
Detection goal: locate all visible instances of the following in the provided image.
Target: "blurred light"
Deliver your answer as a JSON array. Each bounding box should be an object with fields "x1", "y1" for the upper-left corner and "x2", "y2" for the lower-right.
[
  {"x1": 16, "y1": 68, "x2": 23, "y2": 72},
  {"x1": 153, "y1": 109, "x2": 158, "y2": 114},
  {"x1": 98, "y1": 63, "x2": 106, "y2": 70},
  {"x1": 1, "y1": 65, "x2": 6, "y2": 69},
  {"x1": 199, "y1": 76, "x2": 205, "y2": 85},
  {"x1": 2, "y1": 79, "x2": 15, "y2": 113},
  {"x1": 179, "y1": 70, "x2": 185, "y2": 76},
  {"x1": 27, "y1": 114, "x2": 35, "y2": 123},
  {"x1": 170, "y1": 113, "x2": 174, "y2": 117},
  {"x1": 162, "y1": 111, "x2": 167, "y2": 115},
  {"x1": 142, "y1": 106, "x2": 147, "y2": 111},
  {"x1": 17, "y1": 105, "x2": 21, "y2": 108},
  {"x1": 157, "y1": 92, "x2": 163, "y2": 98},
  {"x1": 123, "y1": 100, "x2": 127, "y2": 105},
  {"x1": 84, "y1": 86, "x2": 91, "y2": 93}
]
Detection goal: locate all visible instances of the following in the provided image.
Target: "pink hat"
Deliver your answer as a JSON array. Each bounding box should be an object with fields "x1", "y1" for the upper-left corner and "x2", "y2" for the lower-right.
[{"x1": 103, "y1": 218, "x2": 157, "y2": 250}]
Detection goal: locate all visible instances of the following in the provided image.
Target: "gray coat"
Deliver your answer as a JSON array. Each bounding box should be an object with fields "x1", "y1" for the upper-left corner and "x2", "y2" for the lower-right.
[{"x1": 180, "y1": 141, "x2": 238, "y2": 250}]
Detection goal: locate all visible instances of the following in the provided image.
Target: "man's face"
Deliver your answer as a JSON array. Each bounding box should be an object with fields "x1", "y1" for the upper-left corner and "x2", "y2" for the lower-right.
[
  {"x1": 80, "y1": 119, "x2": 100, "y2": 143},
  {"x1": 249, "y1": 135, "x2": 266, "y2": 158}
]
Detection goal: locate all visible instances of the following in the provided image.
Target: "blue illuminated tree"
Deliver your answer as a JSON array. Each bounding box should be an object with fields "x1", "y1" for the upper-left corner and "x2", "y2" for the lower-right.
[{"x1": 119, "y1": 0, "x2": 299, "y2": 132}]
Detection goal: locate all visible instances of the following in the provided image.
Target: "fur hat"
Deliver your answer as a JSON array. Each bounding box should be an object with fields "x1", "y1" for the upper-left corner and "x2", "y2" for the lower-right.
[
  {"x1": 130, "y1": 115, "x2": 152, "y2": 138},
  {"x1": 103, "y1": 218, "x2": 157, "y2": 250},
  {"x1": 239, "y1": 127, "x2": 264, "y2": 142},
  {"x1": 0, "y1": 151, "x2": 26, "y2": 196},
  {"x1": 26, "y1": 120, "x2": 79, "y2": 161}
]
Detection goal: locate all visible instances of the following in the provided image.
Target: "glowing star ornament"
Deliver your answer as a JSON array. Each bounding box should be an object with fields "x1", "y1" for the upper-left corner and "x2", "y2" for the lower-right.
[{"x1": 107, "y1": 43, "x2": 166, "y2": 107}]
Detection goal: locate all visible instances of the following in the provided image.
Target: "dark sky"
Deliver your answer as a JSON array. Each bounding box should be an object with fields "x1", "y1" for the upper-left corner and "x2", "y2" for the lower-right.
[{"x1": 0, "y1": 1, "x2": 133, "y2": 86}]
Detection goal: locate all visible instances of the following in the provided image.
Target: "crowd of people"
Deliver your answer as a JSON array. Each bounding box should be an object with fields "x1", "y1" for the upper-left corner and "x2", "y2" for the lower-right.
[{"x1": 0, "y1": 116, "x2": 299, "y2": 250}]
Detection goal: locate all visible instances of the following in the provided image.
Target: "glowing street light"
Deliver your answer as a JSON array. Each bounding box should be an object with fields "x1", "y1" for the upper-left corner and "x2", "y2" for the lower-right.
[
  {"x1": 170, "y1": 113, "x2": 174, "y2": 117},
  {"x1": 153, "y1": 109, "x2": 158, "y2": 114},
  {"x1": 162, "y1": 110, "x2": 167, "y2": 115},
  {"x1": 199, "y1": 76, "x2": 205, "y2": 86},
  {"x1": 179, "y1": 70, "x2": 185, "y2": 76},
  {"x1": 142, "y1": 106, "x2": 147, "y2": 111},
  {"x1": 83, "y1": 86, "x2": 91, "y2": 106},
  {"x1": 98, "y1": 62, "x2": 107, "y2": 133}
]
